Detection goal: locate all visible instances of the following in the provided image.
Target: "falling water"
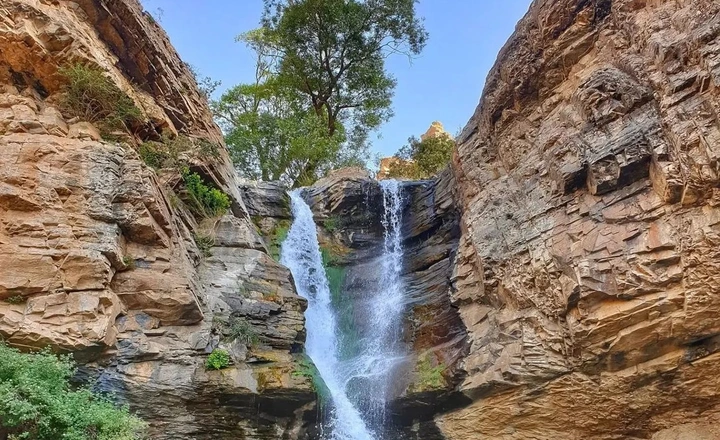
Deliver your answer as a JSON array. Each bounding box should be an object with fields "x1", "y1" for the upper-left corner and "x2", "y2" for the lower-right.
[
  {"x1": 281, "y1": 181, "x2": 406, "y2": 439},
  {"x1": 281, "y1": 190, "x2": 374, "y2": 440}
]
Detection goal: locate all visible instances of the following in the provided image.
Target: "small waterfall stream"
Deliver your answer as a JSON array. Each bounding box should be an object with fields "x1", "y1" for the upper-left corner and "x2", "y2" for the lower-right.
[{"x1": 281, "y1": 181, "x2": 406, "y2": 439}]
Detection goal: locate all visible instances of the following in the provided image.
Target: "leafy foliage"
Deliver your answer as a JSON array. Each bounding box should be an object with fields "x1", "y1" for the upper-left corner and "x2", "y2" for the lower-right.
[
  {"x1": 257, "y1": 0, "x2": 427, "y2": 144},
  {"x1": 0, "y1": 342, "x2": 145, "y2": 439},
  {"x1": 181, "y1": 169, "x2": 231, "y2": 219},
  {"x1": 205, "y1": 349, "x2": 231, "y2": 370},
  {"x1": 213, "y1": 67, "x2": 350, "y2": 187},
  {"x1": 387, "y1": 133, "x2": 455, "y2": 179},
  {"x1": 58, "y1": 63, "x2": 143, "y2": 135},
  {"x1": 216, "y1": 0, "x2": 427, "y2": 185}
]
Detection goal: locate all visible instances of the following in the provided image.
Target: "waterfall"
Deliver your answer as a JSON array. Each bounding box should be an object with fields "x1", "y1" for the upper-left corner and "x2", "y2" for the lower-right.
[
  {"x1": 281, "y1": 190, "x2": 374, "y2": 440},
  {"x1": 281, "y1": 180, "x2": 406, "y2": 439}
]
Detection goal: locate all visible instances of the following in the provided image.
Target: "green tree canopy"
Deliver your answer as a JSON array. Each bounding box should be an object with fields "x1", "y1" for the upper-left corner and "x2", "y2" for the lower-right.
[
  {"x1": 216, "y1": 0, "x2": 428, "y2": 186},
  {"x1": 387, "y1": 133, "x2": 456, "y2": 179},
  {"x1": 0, "y1": 343, "x2": 145, "y2": 440},
  {"x1": 258, "y1": 0, "x2": 428, "y2": 139}
]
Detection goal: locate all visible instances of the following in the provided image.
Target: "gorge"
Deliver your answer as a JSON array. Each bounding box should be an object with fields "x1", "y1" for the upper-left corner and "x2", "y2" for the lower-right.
[{"x1": 2, "y1": 0, "x2": 720, "y2": 439}]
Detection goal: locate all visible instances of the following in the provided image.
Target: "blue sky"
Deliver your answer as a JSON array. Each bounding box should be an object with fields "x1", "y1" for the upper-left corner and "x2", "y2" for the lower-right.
[{"x1": 140, "y1": 0, "x2": 532, "y2": 158}]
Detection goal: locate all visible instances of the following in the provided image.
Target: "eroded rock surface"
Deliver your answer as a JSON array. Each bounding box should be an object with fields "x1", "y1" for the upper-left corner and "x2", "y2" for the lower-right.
[
  {"x1": 0, "y1": 1, "x2": 315, "y2": 438},
  {"x1": 441, "y1": 0, "x2": 720, "y2": 438}
]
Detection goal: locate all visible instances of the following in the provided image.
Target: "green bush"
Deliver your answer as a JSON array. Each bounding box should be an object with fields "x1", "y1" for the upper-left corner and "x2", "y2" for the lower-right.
[
  {"x1": 205, "y1": 349, "x2": 231, "y2": 370},
  {"x1": 0, "y1": 342, "x2": 145, "y2": 439},
  {"x1": 181, "y1": 169, "x2": 231, "y2": 219},
  {"x1": 58, "y1": 63, "x2": 143, "y2": 134}
]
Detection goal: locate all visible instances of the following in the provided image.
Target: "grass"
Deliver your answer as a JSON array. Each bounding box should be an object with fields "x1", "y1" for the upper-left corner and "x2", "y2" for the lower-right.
[
  {"x1": 193, "y1": 232, "x2": 215, "y2": 257},
  {"x1": 138, "y1": 135, "x2": 221, "y2": 170},
  {"x1": 206, "y1": 349, "x2": 231, "y2": 370},
  {"x1": 58, "y1": 63, "x2": 143, "y2": 136},
  {"x1": 226, "y1": 316, "x2": 259, "y2": 346}
]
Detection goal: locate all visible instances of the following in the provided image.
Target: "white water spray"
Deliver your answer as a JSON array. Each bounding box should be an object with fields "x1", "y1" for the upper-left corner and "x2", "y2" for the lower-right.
[
  {"x1": 281, "y1": 190, "x2": 374, "y2": 440},
  {"x1": 281, "y1": 181, "x2": 406, "y2": 438}
]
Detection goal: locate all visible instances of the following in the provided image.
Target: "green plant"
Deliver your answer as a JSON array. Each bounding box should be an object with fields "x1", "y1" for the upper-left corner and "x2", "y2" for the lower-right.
[
  {"x1": 323, "y1": 216, "x2": 340, "y2": 233},
  {"x1": 205, "y1": 349, "x2": 231, "y2": 370},
  {"x1": 388, "y1": 133, "x2": 456, "y2": 179},
  {"x1": 196, "y1": 138, "x2": 221, "y2": 159},
  {"x1": 292, "y1": 354, "x2": 330, "y2": 403},
  {"x1": 182, "y1": 169, "x2": 231, "y2": 219},
  {"x1": 227, "y1": 316, "x2": 259, "y2": 346},
  {"x1": 122, "y1": 256, "x2": 136, "y2": 270},
  {"x1": 0, "y1": 342, "x2": 146, "y2": 439},
  {"x1": 193, "y1": 232, "x2": 215, "y2": 257},
  {"x1": 4, "y1": 295, "x2": 25, "y2": 305},
  {"x1": 58, "y1": 63, "x2": 143, "y2": 135}
]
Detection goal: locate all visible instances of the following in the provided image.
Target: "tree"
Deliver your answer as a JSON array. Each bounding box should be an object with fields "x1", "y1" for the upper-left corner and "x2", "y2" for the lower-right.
[
  {"x1": 0, "y1": 343, "x2": 145, "y2": 440},
  {"x1": 387, "y1": 133, "x2": 455, "y2": 179},
  {"x1": 250, "y1": 0, "x2": 428, "y2": 170},
  {"x1": 214, "y1": 29, "x2": 369, "y2": 186}
]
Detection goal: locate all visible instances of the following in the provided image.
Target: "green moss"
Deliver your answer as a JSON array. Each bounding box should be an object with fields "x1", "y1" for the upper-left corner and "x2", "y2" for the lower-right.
[
  {"x1": 292, "y1": 354, "x2": 330, "y2": 403},
  {"x1": 206, "y1": 349, "x2": 231, "y2": 370},
  {"x1": 323, "y1": 216, "x2": 341, "y2": 233},
  {"x1": 410, "y1": 353, "x2": 446, "y2": 392},
  {"x1": 266, "y1": 220, "x2": 291, "y2": 261},
  {"x1": 320, "y1": 245, "x2": 360, "y2": 360}
]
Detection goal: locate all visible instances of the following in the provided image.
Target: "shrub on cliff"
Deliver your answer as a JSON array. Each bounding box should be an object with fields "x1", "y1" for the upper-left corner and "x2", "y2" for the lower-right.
[
  {"x1": 387, "y1": 133, "x2": 455, "y2": 179},
  {"x1": 58, "y1": 63, "x2": 143, "y2": 134},
  {"x1": 181, "y1": 168, "x2": 231, "y2": 218},
  {"x1": 0, "y1": 342, "x2": 145, "y2": 440}
]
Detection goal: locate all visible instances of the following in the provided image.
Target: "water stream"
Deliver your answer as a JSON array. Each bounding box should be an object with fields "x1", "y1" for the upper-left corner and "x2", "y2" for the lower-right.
[{"x1": 280, "y1": 181, "x2": 406, "y2": 439}]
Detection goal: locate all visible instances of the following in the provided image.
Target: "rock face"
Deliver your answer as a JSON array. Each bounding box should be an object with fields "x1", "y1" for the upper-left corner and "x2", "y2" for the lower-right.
[
  {"x1": 0, "y1": 1, "x2": 315, "y2": 438},
  {"x1": 440, "y1": 0, "x2": 720, "y2": 438}
]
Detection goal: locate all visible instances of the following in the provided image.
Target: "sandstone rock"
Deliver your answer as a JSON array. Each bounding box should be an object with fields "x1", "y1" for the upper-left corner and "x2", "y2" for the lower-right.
[{"x1": 440, "y1": 0, "x2": 720, "y2": 438}]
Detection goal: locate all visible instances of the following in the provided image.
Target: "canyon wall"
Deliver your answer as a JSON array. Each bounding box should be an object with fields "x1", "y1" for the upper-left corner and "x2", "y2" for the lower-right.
[
  {"x1": 0, "y1": 1, "x2": 315, "y2": 438},
  {"x1": 442, "y1": 0, "x2": 720, "y2": 438}
]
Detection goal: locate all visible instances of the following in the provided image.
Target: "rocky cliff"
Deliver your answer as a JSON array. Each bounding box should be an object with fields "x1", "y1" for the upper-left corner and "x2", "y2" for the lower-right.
[
  {"x1": 0, "y1": 1, "x2": 315, "y2": 438},
  {"x1": 441, "y1": 0, "x2": 720, "y2": 438}
]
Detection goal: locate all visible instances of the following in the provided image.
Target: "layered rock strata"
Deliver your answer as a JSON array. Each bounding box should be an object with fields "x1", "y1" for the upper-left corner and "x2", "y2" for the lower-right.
[
  {"x1": 0, "y1": 1, "x2": 315, "y2": 438},
  {"x1": 440, "y1": 0, "x2": 720, "y2": 438}
]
